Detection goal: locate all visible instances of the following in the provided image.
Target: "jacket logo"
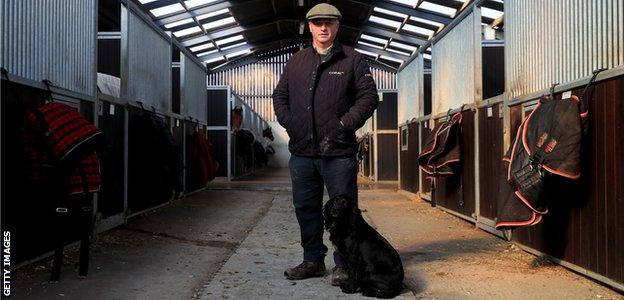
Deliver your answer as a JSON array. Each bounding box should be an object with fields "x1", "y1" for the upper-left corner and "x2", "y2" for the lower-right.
[{"x1": 328, "y1": 71, "x2": 345, "y2": 75}]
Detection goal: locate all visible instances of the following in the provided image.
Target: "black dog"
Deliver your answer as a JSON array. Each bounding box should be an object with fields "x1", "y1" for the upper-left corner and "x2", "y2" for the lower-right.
[{"x1": 324, "y1": 196, "x2": 404, "y2": 298}]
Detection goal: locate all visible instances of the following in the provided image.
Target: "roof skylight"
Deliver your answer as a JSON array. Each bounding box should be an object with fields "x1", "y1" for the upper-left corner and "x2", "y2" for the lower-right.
[
  {"x1": 357, "y1": 41, "x2": 385, "y2": 50},
  {"x1": 355, "y1": 48, "x2": 379, "y2": 58},
  {"x1": 173, "y1": 26, "x2": 202, "y2": 37},
  {"x1": 481, "y1": 7, "x2": 504, "y2": 19},
  {"x1": 150, "y1": 3, "x2": 185, "y2": 18},
  {"x1": 185, "y1": 0, "x2": 219, "y2": 8},
  {"x1": 373, "y1": 7, "x2": 407, "y2": 19},
  {"x1": 418, "y1": 1, "x2": 456, "y2": 17},
  {"x1": 226, "y1": 48, "x2": 251, "y2": 59},
  {"x1": 164, "y1": 18, "x2": 194, "y2": 29},
  {"x1": 196, "y1": 8, "x2": 230, "y2": 20},
  {"x1": 204, "y1": 55, "x2": 225, "y2": 64},
  {"x1": 402, "y1": 24, "x2": 434, "y2": 37},
  {"x1": 388, "y1": 0, "x2": 418, "y2": 7},
  {"x1": 369, "y1": 16, "x2": 402, "y2": 29},
  {"x1": 215, "y1": 34, "x2": 244, "y2": 45},
  {"x1": 190, "y1": 42, "x2": 215, "y2": 52},
  {"x1": 409, "y1": 16, "x2": 444, "y2": 28},
  {"x1": 202, "y1": 16, "x2": 236, "y2": 30},
  {"x1": 380, "y1": 55, "x2": 404, "y2": 63},
  {"x1": 360, "y1": 34, "x2": 389, "y2": 45},
  {"x1": 390, "y1": 41, "x2": 417, "y2": 52},
  {"x1": 221, "y1": 42, "x2": 247, "y2": 51},
  {"x1": 386, "y1": 47, "x2": 411, "y2": 56}
]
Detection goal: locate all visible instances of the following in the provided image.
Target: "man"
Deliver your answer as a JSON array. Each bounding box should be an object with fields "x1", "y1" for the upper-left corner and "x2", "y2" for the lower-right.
[{"x1": 272, "y1": 3, "x2": 379, "y2": 286}]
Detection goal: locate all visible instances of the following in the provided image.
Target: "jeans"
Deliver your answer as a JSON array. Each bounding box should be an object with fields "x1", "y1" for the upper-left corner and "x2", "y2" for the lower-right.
[{"x1": 289, "y1": 154, "x2": 358, "y2": 266}]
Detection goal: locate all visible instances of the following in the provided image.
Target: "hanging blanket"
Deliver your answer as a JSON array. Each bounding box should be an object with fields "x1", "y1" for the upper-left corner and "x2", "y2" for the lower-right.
[
  {"x1": 27, "y1": 102, "x2": 102, "y2": 162},
  {"x1": 495, "y1": 95, "x2": 585, "y2": 228},
  {"x1": 23, "y1": 102, "x2": 102, "y2": 195},
  {"x1": 417, "y1": 112, "x2": 463, "y2": 177},
  {"x1": 495, "y1": 69, "x2": 605, "y2": 229}
]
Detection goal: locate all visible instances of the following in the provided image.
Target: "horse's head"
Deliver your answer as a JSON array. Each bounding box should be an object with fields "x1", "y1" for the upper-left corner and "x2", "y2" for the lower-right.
[
  {"x1": 231, "y1": 106, "x2": 243, "y2": 130},
  {"x1": 262, "y1": 127, "x2": 274, "y2": 141}
]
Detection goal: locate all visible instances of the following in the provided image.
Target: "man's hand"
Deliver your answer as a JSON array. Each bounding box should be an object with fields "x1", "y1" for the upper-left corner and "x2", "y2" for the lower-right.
[{"x1": 320, "y1": 126, "x2": 353, "y2": 153}]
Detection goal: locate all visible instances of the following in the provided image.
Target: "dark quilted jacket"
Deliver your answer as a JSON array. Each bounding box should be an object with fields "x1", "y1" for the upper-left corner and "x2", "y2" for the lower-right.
[{"x1": 272, "y1": 43, "x2": 379, "y2": 157}]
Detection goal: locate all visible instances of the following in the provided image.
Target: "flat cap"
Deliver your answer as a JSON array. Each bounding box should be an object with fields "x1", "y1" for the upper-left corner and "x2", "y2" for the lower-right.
[{"x1": 306, "y1": 3, "x2": 342, "y2": 20}]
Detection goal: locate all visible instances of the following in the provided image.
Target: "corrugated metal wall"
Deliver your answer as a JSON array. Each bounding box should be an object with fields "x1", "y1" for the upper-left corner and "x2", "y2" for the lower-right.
[
  {"x1": 181, "y1": 54, "x2": 207, "y2": 122},
  {"x1": 397, "y1": 55, "x2": 423, "y2": 125},
  {"x1": 505, "y1": 0, "x2": 624, "y2": 99},
  {"x1": 207, "y1": 49, "x2": 397, "y2": 122},
  {"x1": 207, "y1": 53, "x2": 290, "y2": 122},
  {"x1": 370, "y1": 67, "x2": 397, "y2": 90},
  {"x1": 1, "y1": 0, "x2": 97, "y2": 97},
  {"x1": 432, "y1": 10, "x2": 481, "y2": 116},
  {"x1": 122, "y1": 7, "x2": 172, "y2": 111}
]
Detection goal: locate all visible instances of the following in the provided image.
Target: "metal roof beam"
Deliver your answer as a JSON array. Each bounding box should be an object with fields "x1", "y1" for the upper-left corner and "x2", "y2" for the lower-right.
[
  {"x1": 482, "y1": 0, "x2": 504, "y2": 12},
  {"x1": 349, "y1": 0, "x2": 452, "y2": 25},
  {"x1": 349, "y1": 24, "x2": 428, "y2": 45},
  {"x1": 200, "y1": 38, "x2": 306, "y2": 63},
  {"x1": 355, "y1": 44, "x2": 407, "y2": 62},
  {"x1": 154, "y1": 0, "x2": 256, "y2": 26}
]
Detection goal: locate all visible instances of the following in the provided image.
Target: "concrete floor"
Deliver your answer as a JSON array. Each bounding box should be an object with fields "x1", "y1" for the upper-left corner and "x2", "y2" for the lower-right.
[{"x1": 11, "y1": 168, "x2": 624, "y2": 299}]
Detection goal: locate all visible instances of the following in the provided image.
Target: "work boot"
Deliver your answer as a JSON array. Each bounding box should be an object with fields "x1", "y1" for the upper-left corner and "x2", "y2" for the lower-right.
[
  {"x1": 331, "y1": 266, "x2": 348, "y2": 286},
  {"x1": 284, "y1": 261, "x2": 326, "y2": 280}
]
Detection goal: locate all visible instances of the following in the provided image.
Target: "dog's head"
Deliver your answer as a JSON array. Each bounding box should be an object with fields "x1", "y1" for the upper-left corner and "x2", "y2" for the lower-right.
[{"x1": 323, "y1": 196, "x2": 358, "y2": 230}]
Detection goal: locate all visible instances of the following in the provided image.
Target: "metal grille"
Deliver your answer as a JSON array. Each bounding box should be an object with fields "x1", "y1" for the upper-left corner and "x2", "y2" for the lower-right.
[
  {"x1": 181, "y1": 54, "x2": 207, "y2": 122},
  {"x1": 207, "y1": 49, "x2": 397, "y2": 122},
  {"x1": 431, "y1": 10, "x2": 480, "y2": 116},
  {"x1": 505, "y1": 0, "x2": 624, "y2": 98},
  {"x1": 123, "y1": 8, "x2": 172, "y2": 112},
  {"x1": 1, "y1": 0, "x2": 97, "y2": 97},
  {"x1": 397, "y1": 55, "x2": 423, "y2": 125}
]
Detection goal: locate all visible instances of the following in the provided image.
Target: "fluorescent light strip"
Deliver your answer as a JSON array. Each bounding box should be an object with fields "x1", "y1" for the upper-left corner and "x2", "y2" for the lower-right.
[
  {"x1": 360, "y1": 34, "x2": 388, "y2": 45},
  {"x1": 368, "y1": 16, "x2": 402, "y2": 29},
  {"x1": 423, "y1": 53, "x2": 432, "y2": 60},
  {"x1": 203, "y1": 16, "x2": 235, "y2": 30},
  {"x1": 373, "y1": 7, "x2": 407, "y2": 19},
  {"x1": 138, "y1": 0, "x2": 157, "y2": 4},
  {"x1": 150, "y1": 3, "x2": 185, "y2": 18}
]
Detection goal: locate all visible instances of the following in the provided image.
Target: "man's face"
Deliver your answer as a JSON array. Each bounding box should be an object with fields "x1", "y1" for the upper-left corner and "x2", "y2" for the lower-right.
[{"x1": 308, "y1": 18, "x2": 339, "y2": 45}]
